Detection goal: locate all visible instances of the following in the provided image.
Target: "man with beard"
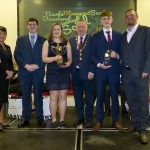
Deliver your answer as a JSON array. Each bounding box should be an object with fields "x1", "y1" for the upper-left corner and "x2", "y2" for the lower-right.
[{"x1": 122, "y1": 9, "x2": 150, "y2": 144}]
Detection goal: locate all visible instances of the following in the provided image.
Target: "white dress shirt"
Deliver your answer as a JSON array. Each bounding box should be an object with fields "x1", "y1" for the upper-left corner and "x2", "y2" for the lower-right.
[{"x1": 126, "y1": 24, "x2": 138, "y2": 43}]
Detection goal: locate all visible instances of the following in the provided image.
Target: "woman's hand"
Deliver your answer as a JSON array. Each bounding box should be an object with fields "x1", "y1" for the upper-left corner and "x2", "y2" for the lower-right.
[{"x1": 6, "y1": 70, "x2": 13, "y2": 79}]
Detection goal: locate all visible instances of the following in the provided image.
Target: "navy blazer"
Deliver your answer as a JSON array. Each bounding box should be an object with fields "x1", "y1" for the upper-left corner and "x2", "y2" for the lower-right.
[
  {"x1": 90, "y1": 30, "x2": 122, "y2": 74},
  {"x1": 69, "y1": 34, "x2": 94, "y2": 80},
  {"x1": 14, "y1": 34, "x2": 46, "y2": 77}
]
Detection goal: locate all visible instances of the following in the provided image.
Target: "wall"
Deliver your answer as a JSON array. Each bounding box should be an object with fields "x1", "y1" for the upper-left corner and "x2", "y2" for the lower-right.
[
  {"x1": 137, "y1": 0, "x2": 150, "y2": 26},
  {"x1": 0, "y1": 0, "x2": 150, "y2": 54},
  {"x1": 0, "y1": 0, "x2": 17, "y2": 52}
]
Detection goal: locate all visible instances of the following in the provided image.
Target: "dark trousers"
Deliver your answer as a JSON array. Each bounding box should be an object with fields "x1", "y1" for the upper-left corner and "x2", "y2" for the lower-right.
[
  {"x1": 72, "y1": 70, "x2": 94, "y2": 121},
  {"x1": 123, "y1": 69, "x2": 149, "y2": 134},
  {"x1": 19, "y1": 74, "x2": 44, "y2": 121},
  {"x1": 95, "y1": 69, "x2": 120, "y2": 123},
  {"x1": 104, "y1": 84, "x2": 126, "y2": 111}
]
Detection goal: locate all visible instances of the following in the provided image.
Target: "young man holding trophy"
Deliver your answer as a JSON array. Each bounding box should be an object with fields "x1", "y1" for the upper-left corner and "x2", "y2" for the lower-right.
[{"x1": 90, "y1": 10, "x2": 122, "y2": 131}]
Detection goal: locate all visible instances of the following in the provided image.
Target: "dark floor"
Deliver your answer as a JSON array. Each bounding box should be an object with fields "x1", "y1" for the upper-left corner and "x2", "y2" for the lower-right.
[{"x1": 0, "y1": 106, "x2": 150, "y2": 150}]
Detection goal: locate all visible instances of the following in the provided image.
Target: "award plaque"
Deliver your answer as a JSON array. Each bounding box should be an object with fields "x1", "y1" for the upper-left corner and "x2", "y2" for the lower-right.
[{"x1": 103, "y1": 50, "x2": 111, "y2": 66}]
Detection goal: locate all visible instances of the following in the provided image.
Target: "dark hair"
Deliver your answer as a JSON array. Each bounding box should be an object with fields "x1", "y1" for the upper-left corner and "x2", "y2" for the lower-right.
[
  {"x1": 100, "y1": 10, "x2": 113, "y2": 18},
  {"x1": 125, "y1": 9, "x2": 138, "y2": 17},
  {"x1": 48, "y1": 22, "x2": 67, "y2": 42},
  {"x1": 27, "y1": 17, "x2": 38, "y2": 25},
  {"x1": 0, "y1": 26, "x2": 7, "y2": 33}
]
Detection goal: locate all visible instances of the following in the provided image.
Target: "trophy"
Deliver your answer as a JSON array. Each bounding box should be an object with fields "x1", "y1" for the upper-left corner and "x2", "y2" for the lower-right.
[
  {"x1": 55, "y1": 44, "x2": 64, "y2": 65},
  {"x1": 103, "y1": 50, "x2": 111, "y2": 66}
]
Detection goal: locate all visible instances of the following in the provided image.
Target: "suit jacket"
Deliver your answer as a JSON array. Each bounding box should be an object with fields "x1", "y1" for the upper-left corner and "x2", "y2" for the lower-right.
[
  {"x1": 90, "y1": 30, "x2": 122, "y2": 75},
  {"x1": 122, "y1": 25, "x2": 150, "y2": 77},
  {"x1": 69, "y1": 34, "x2": 94, "y2": 80},
  {"x1": 14, "y1": 34, "x2": 46, "y2": 77},
  {"x1": 0, "y1": 44, "x2": 13, "y2": 76}
]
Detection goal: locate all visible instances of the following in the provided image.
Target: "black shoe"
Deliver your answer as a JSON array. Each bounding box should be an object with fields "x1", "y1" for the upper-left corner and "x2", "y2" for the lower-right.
[
  {"x1": 37, "y1": 119, "x2": 46, "y2": 127},
  {"x1": 104, "y1": 109, "x2": 111, "y2": 117},
  {"x1": 74, "y1": 119, "x2": 84, "y2": 126},
  {"x1": 86, "y1": 121, "x2": 92, "y2": 128},
  {"x1": 0, "y1": 122, "x2": 10, "y2": 128},
  {"x1": 18, "y1": 120, "x2": 29, "y2": 128},
  {"x1": 59, "y1": 121, "x2": 66, "y2": 128},
  {"x1": 0, "y1": 128, "x2": 3, "y2": 132},
  {"x1": 122, "y1": 110, "x2": 128, "y2": 117},
  {"x1": 52, "y1": 121, "x2": 59, "y2": 128}
]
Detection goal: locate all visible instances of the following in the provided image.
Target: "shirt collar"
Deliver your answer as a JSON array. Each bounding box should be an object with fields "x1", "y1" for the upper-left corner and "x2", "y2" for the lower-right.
[
  {"x1": 78, "y1": 34, "x2": 87, "y2": 40},
  {"x1": 103, "y1": 28, "x2": 112, "y2": 33},
  {"x1": 126, "y1": 24, "x2": 139, "y2": 32},
  {"x1": 29, "y1": 33, "x2": 38, "y2": 37}
]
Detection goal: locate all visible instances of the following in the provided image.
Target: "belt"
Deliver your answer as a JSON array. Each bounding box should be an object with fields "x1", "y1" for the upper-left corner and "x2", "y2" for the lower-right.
[{"x1": 126, "y1": 66, "x2": 132, "y2": 70}]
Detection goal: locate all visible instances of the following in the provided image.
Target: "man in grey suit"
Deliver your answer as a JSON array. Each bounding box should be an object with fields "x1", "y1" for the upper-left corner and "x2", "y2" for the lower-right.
[
  {"x1": 122, "y1": 9, "x2": 150, "y2": 144},
  {"x1": 14, "y1": 18, "x2": 46, "y2": 128}
]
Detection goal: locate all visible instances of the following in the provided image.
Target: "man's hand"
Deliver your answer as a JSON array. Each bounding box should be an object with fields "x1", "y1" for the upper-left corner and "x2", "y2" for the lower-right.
[
  {"x1": 110, "y1": 50, "x2": 118, "y2": 58},
  {"x1": 25, "y1": 64, "x2": 35, "y2": 71},
  {"x1": 88, "y1": 72, "x2": 94, "y2": 80},
  {"x1": 142, "y1": 72, "x2": 149, "y2": 79},
  {"x1": 99, "y1": 63, "x2": 111, "y2": 69}
]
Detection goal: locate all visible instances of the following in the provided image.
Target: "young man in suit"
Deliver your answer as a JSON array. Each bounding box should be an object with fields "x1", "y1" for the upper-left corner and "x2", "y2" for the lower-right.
[
  {"x1": 14, "y1": 18, "x2": 46, "y2": 128},
  {"x1": 122, "y1": 9, "x2": 150, "y2": 144},
  {"x1": 69, "y1": 20, "x2": 94, "y2": 128},
  {"x1": 90, "y1": 10, "x2": 122, "y2": 131}
]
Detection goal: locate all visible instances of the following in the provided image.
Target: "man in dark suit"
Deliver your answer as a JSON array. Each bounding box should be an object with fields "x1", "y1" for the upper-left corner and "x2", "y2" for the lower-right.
[
  {"x1": 14, "y1": 18, "x2": 46, "y2": 128},
  {"x1": 122, "y1": 9, "x2": 150, "y2": 144},
  {"x1": 69, "y1": 20, "x2": 94, "y2": 128},
  {"x1": 90, "y1": 10, "x2": 122, "y2": 131}
]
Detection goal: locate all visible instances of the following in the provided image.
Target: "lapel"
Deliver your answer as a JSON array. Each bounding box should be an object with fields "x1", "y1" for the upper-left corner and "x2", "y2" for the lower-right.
[
  {"x1": 25, "y1": 34, "x2": 32, "y2": 51},
  {"x1": 99, "y1": 30, "x2": 106, "y2": 44},
  {"x1": 98, "y1": 30, "x2": 108, "y2": 53},
  {"x1": 72, "y1": 36, "x2": 78, "y2": 52},
  {"x1": 128, "y1": 25, "x2": 141, "y2": 45},
  {"x1": 111, "y1": 30, "x2": 118, "y2": 49},
  {"x1": 0, "y1": 44, "x2": 11, "y2": 60},
  {"x1": 33, "y1": 35, "x2": 40, "y2": 52}
]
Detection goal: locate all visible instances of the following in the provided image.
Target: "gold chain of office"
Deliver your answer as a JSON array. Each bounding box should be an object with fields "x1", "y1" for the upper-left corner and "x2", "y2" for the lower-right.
[{"x1": 76, "y1": 35, "x2": 90, "y2": 60}]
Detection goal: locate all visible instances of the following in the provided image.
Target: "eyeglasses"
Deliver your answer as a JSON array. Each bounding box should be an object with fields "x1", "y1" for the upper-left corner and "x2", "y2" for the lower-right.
[{"x1": 125, "y1": 14, "x2": 137, "y2": 18}]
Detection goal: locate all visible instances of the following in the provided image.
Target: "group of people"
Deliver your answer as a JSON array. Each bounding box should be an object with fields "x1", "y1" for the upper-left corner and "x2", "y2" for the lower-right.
[{"x1": 0, "y1": 9, "x2": 150, "y2": 144}]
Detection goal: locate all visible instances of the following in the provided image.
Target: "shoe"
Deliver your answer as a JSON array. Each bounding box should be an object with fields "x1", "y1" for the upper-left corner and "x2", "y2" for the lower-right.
[
  {"x1": 122, "y1": 126, "x2": 137, "y2": 133},
  {"x1": 0, "y1": 128, "x2": 3, "y2": 133},
  {"x1": 52, "y1": 121, "x2": 58, "y2": 128},
  {"x1": 112, "y1": 122, "x2": 123, "y2": 130},
  {"x1": 59, "y1": 121, "x2": 66, "y2": 128},
  {"x1": 74, "y1": 119, "x2": 84, "y2": 126},
  {"x1": 86, "y1": 121, "x2": 92, "y2": 128},
  {"x1": 0, "y1": 122, "x2": 10, "y2": 128},
  {"x1": 104, "y1": 109, "x2": 111, "y2": 117},
  {"x1": 92, "y1": 122, "x2": 103, "y2": 131},
  {"x1": 140, "y1": 134, "x2": 148, "y2": 144},
  {"x1": 18, "y1": 120, "x2": 29, "y2": 128},
  {"x1": 37, "y1": 119, "x2": 46, "y2": 127},
  {"x1": 122, "y1": 110, "x2": 128, "y2": 117}
]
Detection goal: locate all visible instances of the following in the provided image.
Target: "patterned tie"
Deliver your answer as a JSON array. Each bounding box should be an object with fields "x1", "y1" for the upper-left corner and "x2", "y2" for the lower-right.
[
  {"x1": 106, "y1": 31, "x2": 111, "y2": 44},
  {"x1": 30, "y1": 35, "x2": 35, "y2": 48}
]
